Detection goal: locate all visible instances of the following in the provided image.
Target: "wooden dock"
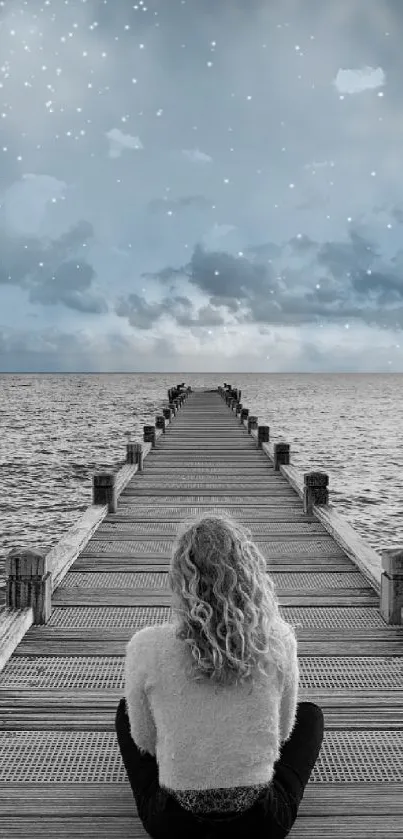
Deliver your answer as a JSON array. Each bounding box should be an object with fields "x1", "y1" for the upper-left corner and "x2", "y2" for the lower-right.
[{"x1": 0, "y1": 384, "x2": 402, "y2": 838}]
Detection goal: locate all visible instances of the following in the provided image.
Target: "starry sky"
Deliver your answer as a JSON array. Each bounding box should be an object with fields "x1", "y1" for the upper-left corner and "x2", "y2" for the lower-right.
[{"x1": 1, "y1": 0, "x2": 403, "y2": 372}]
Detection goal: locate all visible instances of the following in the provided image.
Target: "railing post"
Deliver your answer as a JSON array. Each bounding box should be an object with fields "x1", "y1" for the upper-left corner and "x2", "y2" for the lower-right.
[
  {"x1": 240, "y1": 408, "x2": 249, "y2": 424},
  {"x1": 93, "y1": 472, "x2": 117, "y2": 513},
  {"x1": 169, "y1": 401, "x2": 176, "y2": 416},
  {"x1": 303, "y1": 471, "x2": 329, "y2": 514},
  {"x1": 156, "y1": 415, "x2": 166, "y2": 434},
  {"x1": 380, "y1": 549, "x2": 403, "y2": 625},
  {"x1": 274, "y1": 442, "x2": 290, "y2": 471},
  {"x1": 257, "y1": 425, "x2": 269, "y2": 448},
  {"x1": 5, "y1": 548, "x2": 52, "y2": 625},
  {"x1": 126, "y1": 442, "x2": 144, "y2": 471},
  {"x1": 163, "y1": 407, "x2": 172, "y2": 422},
  {"x1": 235, "y1": 402, "x2": 242, "y2": 417},
  {"x1": 144, "y1": 425, "x2": 156, "y2": 448},
  {"x1": 248, "y1": 415, "x2": 258, "y2": 434}
]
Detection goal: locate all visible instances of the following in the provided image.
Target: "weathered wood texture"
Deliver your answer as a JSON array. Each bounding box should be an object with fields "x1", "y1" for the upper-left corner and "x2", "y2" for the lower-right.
[{"x1": 0, "y1": 386, "x2": 402, "y2": 838}]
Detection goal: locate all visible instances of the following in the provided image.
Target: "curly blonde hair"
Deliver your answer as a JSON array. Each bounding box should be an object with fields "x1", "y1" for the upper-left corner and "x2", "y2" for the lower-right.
[{"x1": 168, "y1": 512, "x2": 300, "y2": 690}]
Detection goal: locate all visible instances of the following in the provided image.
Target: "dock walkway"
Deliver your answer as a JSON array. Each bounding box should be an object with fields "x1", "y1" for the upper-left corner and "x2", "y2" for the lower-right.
[{"x1": 0, "y1": 386, "x2": 402, "y2": 837}]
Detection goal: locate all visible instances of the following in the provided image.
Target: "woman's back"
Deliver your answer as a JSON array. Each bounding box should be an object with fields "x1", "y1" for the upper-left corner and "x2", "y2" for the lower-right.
[{"x1": 124, "y1": 617, "x2": 299, "y2": 814}]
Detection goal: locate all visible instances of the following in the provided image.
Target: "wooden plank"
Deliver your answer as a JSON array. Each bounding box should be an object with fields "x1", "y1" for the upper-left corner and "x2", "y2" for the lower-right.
[
  {"x1": 0, "y1": 782, "x2": 401, "y2": 817},
  {"x1": 13, "y1": 637, "x2": 403, "y2": 656},
  {"x1": 80, "y1": 537, "x2": 349, "y2": 557},
  {"x1": 121, "y1": 488, "x2": 299, "y2": 496},
  {"x1": 72, "y1": 559, "x2": 355, "y2": 571},
  {"x1": 0, "y1": 815, "x2": 402, "y2": 839},
  {"x1": 106, "y1": 508, "x2": 320, "y2": 520},
  {"x1": 51, "y1": 591, "x2": 379, "y2": 607},
  {"x1": 109, "y1": 499, "x2": 300, "y2": 509},
  {"x1": 91, "y1": 532, "x2": 333, "y2": 542}
]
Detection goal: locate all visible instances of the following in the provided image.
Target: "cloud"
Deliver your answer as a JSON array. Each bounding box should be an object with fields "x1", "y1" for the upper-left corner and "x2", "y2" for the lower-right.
[
  {"x1": 28, "y1": 261, "x2": 108, "y2": 313},
  {"x1": 182, "y1": 148, "x2": 213, "y2": 163},
  {"x1": 141, "y1": 227, "x2": 403, "y2": 330},
  {"x1": 244, "y1": 243, "x2": 282, "y2": 261},
  {"x1": 333, "y1": 66, "x2": 386, "y2": 95},
  {"x1": 145, "y1": 242, "x2": 271, "y2": 301},
  {"x1": 0, "y1": 220, "x2": 108, "y2": 313},
  {"x1": 105, "y1": 128, "x2": 143, "y2": 159},
  {"x1": 147, "y1": 195, "x2": 211, "y2": 214},
  {"x1": 115, "y1": 292, "x2": 192, "y2": 329},
  {"x1": 115, "y1": 291, "x2": 225, "y2": 329},
  {"x1": 1, "y1": 174, "x2": 68, "y2": 235},
  {"x1": 0, "y1": 320, "x2": 400, "y2": 374}
]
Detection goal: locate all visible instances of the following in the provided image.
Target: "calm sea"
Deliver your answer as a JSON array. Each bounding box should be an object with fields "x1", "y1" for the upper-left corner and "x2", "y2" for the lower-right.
[{"x1": 1, "y1": 373, "x2": 403, "y2": 603}]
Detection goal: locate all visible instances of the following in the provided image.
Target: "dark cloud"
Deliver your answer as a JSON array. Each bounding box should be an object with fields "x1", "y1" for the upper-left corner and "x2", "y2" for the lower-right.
[
  {"x1": 184, "y1": 304, "x2": 225, "y2": 327},
  {"x1": 141, "y1": 227, "x2": 403, "y2": 329},
  {"x1": 0, "y1": 221, "x2": 108, "y2": 313},
  {"x1": 29, "y1": 261, "x2": 108, "y2": 313},
  {"x1": 115, "y1": 292, "x2": 193, "y2": 329},
  {"x1": 317, "y1": 230, "x2": 380, "y2": 279},
  {"x1": 145, "y1": 243, "x2": 274, "y2": 301},
  {"x1": 115, "y1": 291, "x2": 225, "y2": 329}
]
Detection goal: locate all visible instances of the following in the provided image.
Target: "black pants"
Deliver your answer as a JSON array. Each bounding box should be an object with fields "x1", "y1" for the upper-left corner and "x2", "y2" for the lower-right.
[{"x1": 115, "y1": 698, "x2": 324, "y2": 839}]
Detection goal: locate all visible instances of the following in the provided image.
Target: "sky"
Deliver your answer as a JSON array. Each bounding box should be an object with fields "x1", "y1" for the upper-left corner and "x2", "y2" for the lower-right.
[{"x1": 1, "y1": 0, "x2": 403, "y2": 372}]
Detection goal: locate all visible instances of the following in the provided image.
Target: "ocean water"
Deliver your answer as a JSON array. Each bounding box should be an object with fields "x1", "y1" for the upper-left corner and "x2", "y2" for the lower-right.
[{"x1": 1, "y1": 372, "x2": 403, "y2": 601}]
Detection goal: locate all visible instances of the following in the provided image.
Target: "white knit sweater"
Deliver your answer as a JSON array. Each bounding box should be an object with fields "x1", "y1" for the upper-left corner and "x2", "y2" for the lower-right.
[{"x1": 124, "y1": 620, "x2": 299, "y2": 808}]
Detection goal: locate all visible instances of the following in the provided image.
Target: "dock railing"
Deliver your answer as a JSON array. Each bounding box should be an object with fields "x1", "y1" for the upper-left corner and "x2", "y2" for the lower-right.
[
  {"x1": 219, "y1": 383, "x2": 403, "y2": 628},
  {"x1": 0, "y1": 383, "x2": 191, "y2": 673}
]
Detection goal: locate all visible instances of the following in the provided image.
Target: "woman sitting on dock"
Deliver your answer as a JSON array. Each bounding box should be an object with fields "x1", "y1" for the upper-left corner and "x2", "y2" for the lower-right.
[{"x1": 115, "y1": 512, "x2": 324, "y2": 838}]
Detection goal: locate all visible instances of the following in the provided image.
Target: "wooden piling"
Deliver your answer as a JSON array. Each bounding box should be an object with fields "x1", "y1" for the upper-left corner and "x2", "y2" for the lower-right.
[
  {"x1": 143, "y1": 425, "x2": 156, "y2": 448},
  {"x1": 156, "y1": 415, "x2": 166, "y2": 434},
  {"x1": 93, "y1": 472, "x2": 118, "y2": 513},
  {"x1": 248, "y1": 415, "x2": 258, "y2": 434},
  {"x1": 126, "y1": 442, "x2": 144, "y2": 471},
  {"x1": 273, "y1": 441, "x2": 290, "y2": 471},
  {"x1": 257, "y1": 424, "x2": 270, "y2": 447},
  {"x1": 5, "y1": 548, "x2": 52, "y2": 625},
  {"x1": 380, "y1": 549, "x2": 403, "y2": 625},
  {"x1": 303, "y1": 471, "x2": 329, "y2": 515}
]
